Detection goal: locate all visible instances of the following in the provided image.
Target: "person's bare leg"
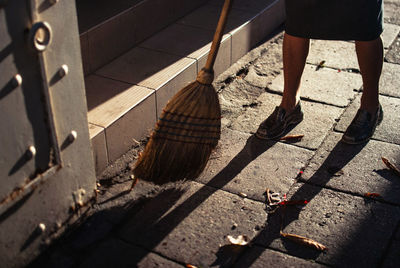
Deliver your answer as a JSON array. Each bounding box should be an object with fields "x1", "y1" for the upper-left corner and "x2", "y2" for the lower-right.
[
  {"x1": 280, "y1": 33, "x2": 310, "y2": 111},
  {"x1": 255, "y1": 33, "x2": 310, "y2": 139},
  {"x1": 355, "y1": 37, "x2": 383, "y2": 114},
  {"x1": 342, "y1": 37, "x2": 383, "y2": 144}
]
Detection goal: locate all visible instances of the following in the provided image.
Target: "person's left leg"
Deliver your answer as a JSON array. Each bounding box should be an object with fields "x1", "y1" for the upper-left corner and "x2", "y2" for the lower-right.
[
  {"x1": 342, "y1": 37, "x2": 384, "y2": 144},
  {"x1": 356, "y1": 37, "x2": 383, "y2": 113}
]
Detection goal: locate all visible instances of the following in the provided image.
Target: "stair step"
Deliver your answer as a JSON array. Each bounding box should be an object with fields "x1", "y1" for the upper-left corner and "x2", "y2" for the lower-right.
[
  {"x1": 78, "y1": 0, "x2": 209, "y2": 74},
  {"x1": 85, "y1": 0, "x2": 286, "y2": 174}
]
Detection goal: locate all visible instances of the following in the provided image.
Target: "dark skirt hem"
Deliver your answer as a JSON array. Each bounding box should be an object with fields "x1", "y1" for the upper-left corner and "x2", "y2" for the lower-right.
[
  {"x1": 285, "y1": 26, "x2": 384, "y2": 41},
  {"x1": 285, "y1": 0, "x2": 383, "y2": 41}
]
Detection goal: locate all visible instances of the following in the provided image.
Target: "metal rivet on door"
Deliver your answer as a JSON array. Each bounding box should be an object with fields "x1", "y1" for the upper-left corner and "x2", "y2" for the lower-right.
[
  {"x1": 68, "y1": 130, "x2": 77, "y2": 142},
  {"x1": 12, "y1": 74, "x2": 22, "y2": 88},
  {"x1": 29, "y1": 21, "x2": 52, "y2": 52},
  {"x1": 37, "y1": 223, "x2": 46, "y2": 233},
  {"x1": 26, "y1": 146, "x2": 36, "y2": 159},
  {"x1": 58, "y1": 64, "x2": 69, "y2": 78}
]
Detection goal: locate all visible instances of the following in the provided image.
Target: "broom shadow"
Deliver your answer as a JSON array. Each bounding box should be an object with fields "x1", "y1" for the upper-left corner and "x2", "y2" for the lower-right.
[
  {"x1": 234, "y1": 139, "x2": 367, "y2": 266},
  {"x1": 202, "y1": 135, "x2": 278, "y2": 188},
  {"x1": 121, "y1": 135, "x2": 278, "y2": 265}
]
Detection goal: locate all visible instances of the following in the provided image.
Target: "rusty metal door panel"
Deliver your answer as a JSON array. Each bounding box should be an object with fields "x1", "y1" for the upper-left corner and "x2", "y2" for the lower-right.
[
  {"x1": 0, "y1": 2, "x2": 54, "y2": 202},
  {"x1": 0, "y1": 0, "x2": 96, "y2": 266}
]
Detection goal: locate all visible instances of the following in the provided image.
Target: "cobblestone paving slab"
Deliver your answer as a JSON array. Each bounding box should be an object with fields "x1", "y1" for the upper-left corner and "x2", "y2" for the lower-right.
[
  {"x1": 256, "y1": 183, "x2": 400, "y2": 267},
  {"x1": 117, "y1": 181, "x2": 267, "y2": 267},
  {"x1": 196, "y1": 128, "x2": 314, "y2": 201},
  {"x1": 229, "y1": 92, "x2": 344, "y2": 150},
  {"x1": 335, "y1": 94, "x2": 400, "y2": 145},
  {"x1": 380, "y1": 62, "x2": 400, "y2": 98},
  {"x1": 243, "y1": 37, "x2": 284, "y2": 89},
  {"x1": 301, "y1": 132, "x2": 400, "y2": 205},
  {"x1": 381, "y1": 239, "x2": 400, "y2": 268},
  {"x1": 307, "y1": 40, "x2": 359, "y2": 71},
  {"x1": 385, "y1": 34, "x2": 400, "y2": 64},
  {"x1": 382, "y1": 23, "x2": 400, "y2": 48},
  {"x1": 219, "y1": 78, "x2": 266, "y2": 109},
  {"x1": 234, "y1": 245, "x2": 327, "y2": 267},
  {"x1": 268, "y1": 64, "x2": 361, "y2": 107},
  {"x1": 384, "y1": 0, "x2": 400, "y2": 26},
  {"x1": 95, "y1": 179, "x2": 164, "y2": 224},
  {"x1": 66, "y1": 213, "x2": 115, "y2": 252},
  {"x1": 78, "y1": 237, "x2": 183, "y2": 267}
]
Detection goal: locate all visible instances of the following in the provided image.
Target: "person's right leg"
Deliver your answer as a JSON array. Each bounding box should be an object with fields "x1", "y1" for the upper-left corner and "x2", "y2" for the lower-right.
[{"x1": 256, "y1": 33, "x2": 309, "y2": 139}]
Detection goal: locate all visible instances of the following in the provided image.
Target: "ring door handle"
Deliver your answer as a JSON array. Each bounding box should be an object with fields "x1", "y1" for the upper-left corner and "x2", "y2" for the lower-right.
[{"x1": 29, "y1": 21, "x2": 52, "y2": 52}]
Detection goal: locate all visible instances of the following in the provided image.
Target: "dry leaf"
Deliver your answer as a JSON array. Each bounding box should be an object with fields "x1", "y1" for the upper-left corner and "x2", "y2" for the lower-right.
[
  {"x1": 227, "y1": 235, "x2": 250, "y2": 246},
  {"x1": 279, "y1": 134, "x2": 304, "y2": 142},
  {"x1": 186, "y1": 264, "x2": 198, "y2": 268},
  {"x1": 364, "y1": 192, "x2": 381, "y2": 198},
  {"x1": 280, "y1": 231, "x2": 327, "y2": 251},
  {"x1": 239, "y1": 192, "x2": 248, "y2": 198},
  {"x1": 130, "y1": 176, "x2": 139, "y2": 191},
  {"x1": 316, "y1": 60, "x2": 326, "y2": 71},
  {"x1": 382, "y1": 157, "x2": 400, "y2": 177}
]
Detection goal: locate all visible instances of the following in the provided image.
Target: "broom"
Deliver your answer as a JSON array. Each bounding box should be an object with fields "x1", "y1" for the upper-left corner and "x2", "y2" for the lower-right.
[{"x1": 133, "y1": 0, "x2": 233, "y2": 184}]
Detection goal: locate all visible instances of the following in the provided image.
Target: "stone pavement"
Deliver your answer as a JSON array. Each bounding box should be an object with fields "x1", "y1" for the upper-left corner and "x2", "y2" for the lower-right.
[{"x1": 31, "y1": 2, "x2": 400, "y2": 268}]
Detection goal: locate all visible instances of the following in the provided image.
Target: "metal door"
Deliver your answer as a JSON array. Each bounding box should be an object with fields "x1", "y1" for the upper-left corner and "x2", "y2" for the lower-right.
[{"x1": 0, "y1": 0, "x2": 96, "y2": 266}]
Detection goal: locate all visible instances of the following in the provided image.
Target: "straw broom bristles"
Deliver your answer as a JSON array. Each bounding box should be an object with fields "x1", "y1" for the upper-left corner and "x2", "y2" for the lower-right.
[
  {"x1": 133, "y1": 69, "x2": 220, "y2": 184},
  {"x1": 133, "y1": 0, "x2": 233, "y2": 184}
]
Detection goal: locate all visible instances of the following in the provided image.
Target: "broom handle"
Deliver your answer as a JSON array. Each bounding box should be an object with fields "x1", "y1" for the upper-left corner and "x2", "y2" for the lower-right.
[{"x1": 204, "y1": 0, "x2": 233, "y2": 72}]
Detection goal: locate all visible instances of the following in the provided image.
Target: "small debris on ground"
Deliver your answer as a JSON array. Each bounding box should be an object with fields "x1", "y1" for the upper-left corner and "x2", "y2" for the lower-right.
[
  {"x1": 364, "y1": 192, "x2": 381, "y2": 198},
  {"x1": 280, "y1": 231, "x2": 328, "y2": 252},
  {"x1": 382, "y1": 157, "x2": 400, "y2": 177},
  {"x1": 279, "y1": 134, "x2": 304, "y2": 142},
  {"x1": 239, "y1": 192, "x2": 247, "y2": 198},
  {"x1": 227, "y1": 235, "x2": 250, "y2": 246},
  {"x1": 316, "y1": 60, "x2": 326, "y2": 71}
]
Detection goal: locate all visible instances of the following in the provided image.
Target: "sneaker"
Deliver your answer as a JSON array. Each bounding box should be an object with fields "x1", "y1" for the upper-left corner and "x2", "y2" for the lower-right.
[
  {"x1": 256, "y1": 102, "x2": 304, "y2": 140},
  {"x1": 341, "y1": 104, "x2": 383, "y2": 144}
]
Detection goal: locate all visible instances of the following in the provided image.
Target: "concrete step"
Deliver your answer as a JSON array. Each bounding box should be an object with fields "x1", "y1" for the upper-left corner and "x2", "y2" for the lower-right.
[
  {"x1": 78, "y1": 0, "x2": 210, "y2": 74},
  {"x1": 82, "y1": 0, "x2": 286, "y2": 174}
]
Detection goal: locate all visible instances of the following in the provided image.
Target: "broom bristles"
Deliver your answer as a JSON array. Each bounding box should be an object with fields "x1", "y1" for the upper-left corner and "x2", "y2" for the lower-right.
[{"x1": 133, "y1": 79, "x2": 221, "y2": 184}]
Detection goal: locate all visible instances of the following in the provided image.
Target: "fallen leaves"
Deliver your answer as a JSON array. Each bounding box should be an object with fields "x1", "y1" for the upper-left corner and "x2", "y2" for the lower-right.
[
  {"x1": 280, "y1": 231, "x2": 328, "y2": 252},
  {"x1": 279, "y1": 134, "x2": 304, "y2": 142},
  {"x1": 130, "y1": 174, "x2": 139, "y2": 191},
  {"x1": 265, "y1": 189, "x2": 327, "y2": 252},
  {"x1": 227, "y1": 235, "x2": 250, "y2": 246},
  {"x1": 382, "y1": 157, "x2": 400, "y2": 177},
  {"x1": 316, "y1": 60, "x2": 326, "y2": 71},
  {"x1": 239, "y1": 192, "x2": 248, "y2": 198},
  {"x1": 364, "y1": 192, "x2": 381, "y2": 198}
]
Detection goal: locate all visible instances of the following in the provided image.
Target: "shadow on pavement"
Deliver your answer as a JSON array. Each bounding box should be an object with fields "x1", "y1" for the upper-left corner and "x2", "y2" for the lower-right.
[
  {"x1": 236, "y1": 139, "x2": 367, "y2": 266},
  {"x1": 29, "y1": 135, "x2": 278, "y2": 267},
  {"x1": 112, "y1": 135, "x2": 278, "y2": 266}
]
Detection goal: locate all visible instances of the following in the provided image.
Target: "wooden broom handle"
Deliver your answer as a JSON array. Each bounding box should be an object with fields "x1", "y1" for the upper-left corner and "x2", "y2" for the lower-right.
[{"x1": 204, "y1": 0, "x2": 233, "y2": 72}]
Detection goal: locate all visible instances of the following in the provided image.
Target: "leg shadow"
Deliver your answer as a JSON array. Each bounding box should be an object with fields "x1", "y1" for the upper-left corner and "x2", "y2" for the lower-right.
[{"x1": 237, "y1": 139, "x2": 367, "y2": 265}]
